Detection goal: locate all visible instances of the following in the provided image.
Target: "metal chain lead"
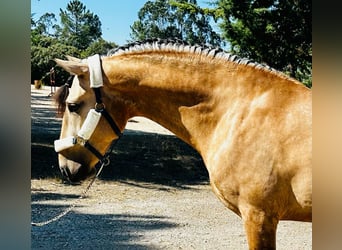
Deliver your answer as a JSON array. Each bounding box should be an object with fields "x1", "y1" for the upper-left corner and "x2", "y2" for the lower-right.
[{"x1": 31, "y1": 159, "x2": 108, "y2": 227}]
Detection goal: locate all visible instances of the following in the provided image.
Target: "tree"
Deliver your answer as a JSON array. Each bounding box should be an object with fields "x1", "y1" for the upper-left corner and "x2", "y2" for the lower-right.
[
  {"x1": 31, "y1": 0, "x2": 117, "y2": 85},
  {"x1": 81, "y1": 38, "x2": 117, "y2": 58},
  {"x1": 159, "y1": 0, "x2": 311, "y2": 86},
  {"x1": 34, "y1": 13, "x2": 58, "y2": 37},
  {"x1": 130, "y1": 0, "x2": 222, "y2": 47},
  {"x1": 31, "y1": 11, "x2": 79, "y2": 84},
  {"x1": 31, "y1": 34, "x2": 79, "y2": 84},
  {"x1": 215, "y1": 0, "x2": 311, "y2": 86},
  {"x1": 59, "y1": 0, "x2": 102, "y2": 50}
]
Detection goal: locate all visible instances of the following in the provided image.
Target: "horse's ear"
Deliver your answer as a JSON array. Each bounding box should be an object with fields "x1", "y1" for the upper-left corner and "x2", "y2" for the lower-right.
[
  {"x1": 54, "y1": 58, "x2": 88, "y2": 76},
  {"x1": 65, "y1": 55, "x2": 82, "y2": 62}
]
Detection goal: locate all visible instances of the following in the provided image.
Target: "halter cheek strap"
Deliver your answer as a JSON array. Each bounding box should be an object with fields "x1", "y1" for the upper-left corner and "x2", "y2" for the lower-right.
[
  {"x1": 54, "y1": 54, "x2": 122, "y2": 164},
  {"x1": 89, "y1": 54, "x2": 122, "y2": 139}
]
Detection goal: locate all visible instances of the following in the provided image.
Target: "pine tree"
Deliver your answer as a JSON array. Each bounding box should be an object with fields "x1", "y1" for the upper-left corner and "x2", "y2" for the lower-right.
[{"x1": 59, "y1": 0, "x2": 102, "y2": 50}]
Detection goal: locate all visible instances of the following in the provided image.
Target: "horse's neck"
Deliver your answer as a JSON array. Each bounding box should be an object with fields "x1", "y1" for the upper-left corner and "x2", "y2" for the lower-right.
[{"x1": 102, "y1": 55, "x2": 278, "y2": 153}]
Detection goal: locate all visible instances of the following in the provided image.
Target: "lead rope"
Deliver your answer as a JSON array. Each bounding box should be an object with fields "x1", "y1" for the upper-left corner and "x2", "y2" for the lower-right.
[{"x1": 31, "y1": 157, "x2": 109, "y2": 227}]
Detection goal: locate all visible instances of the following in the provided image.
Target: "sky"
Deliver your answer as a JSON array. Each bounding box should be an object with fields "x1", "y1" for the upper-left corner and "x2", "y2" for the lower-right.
[{"x1": 31, "y1": 0, "x2": 215, "y2": 46}]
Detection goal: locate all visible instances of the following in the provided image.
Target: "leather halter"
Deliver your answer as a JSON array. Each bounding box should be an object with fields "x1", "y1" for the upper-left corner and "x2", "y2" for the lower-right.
[
  {"x1": 86, "y1": 54, "x2": 122, "y2": 162},
  {"x1": 54, "y1": 54, "x2": 122, "y2": 166},
  {"x1": 83, "y1": 87, "x2": 122, "y2": 162}
]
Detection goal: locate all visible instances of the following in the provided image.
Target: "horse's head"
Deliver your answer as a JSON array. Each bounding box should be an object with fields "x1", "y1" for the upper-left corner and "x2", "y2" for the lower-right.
[{"x1": 54, "y1": 55, "x2": 125, "y2": 183}]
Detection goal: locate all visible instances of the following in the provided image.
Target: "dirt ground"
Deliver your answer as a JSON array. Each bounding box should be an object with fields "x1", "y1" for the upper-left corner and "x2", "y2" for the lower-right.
[{"x1": 31, "y1": 85, "x2": 312, "y2": 249}]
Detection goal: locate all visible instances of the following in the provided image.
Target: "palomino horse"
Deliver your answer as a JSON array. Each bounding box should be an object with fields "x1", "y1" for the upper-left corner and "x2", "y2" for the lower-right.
[{"x1": 54, "y1": 39, "x2": 311, "y2": 249}]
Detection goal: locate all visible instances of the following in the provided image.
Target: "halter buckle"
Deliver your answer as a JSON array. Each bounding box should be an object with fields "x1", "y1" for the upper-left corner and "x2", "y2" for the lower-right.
[
  {"x1": 76, "y1": 135, "x2": 87, "y2": 146},
  {"x1": 95, "y1": 102, "x2": 105, "y2": 112}
]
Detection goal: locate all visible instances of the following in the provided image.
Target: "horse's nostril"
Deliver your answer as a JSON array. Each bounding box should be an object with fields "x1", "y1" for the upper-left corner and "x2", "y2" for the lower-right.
[
  {"x1": 59, "y1": 163, "x2": 85, "y2": 184},
  {"x1": 58, "y1": 160, "x2": 91, "y2": 183},
  {"x1": 60, "y1": 166, "x2": 71, "y2": 179}
]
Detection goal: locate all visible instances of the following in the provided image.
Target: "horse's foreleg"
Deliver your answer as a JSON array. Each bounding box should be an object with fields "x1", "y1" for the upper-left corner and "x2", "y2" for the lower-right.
[{"x1": 241, "y1": 207, "x2": 278, "y2": 250}]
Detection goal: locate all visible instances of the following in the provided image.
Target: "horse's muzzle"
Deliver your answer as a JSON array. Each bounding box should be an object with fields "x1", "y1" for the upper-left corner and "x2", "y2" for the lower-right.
[{"x1": 59, "y1": 159, "x2": 94, "y2": 183}]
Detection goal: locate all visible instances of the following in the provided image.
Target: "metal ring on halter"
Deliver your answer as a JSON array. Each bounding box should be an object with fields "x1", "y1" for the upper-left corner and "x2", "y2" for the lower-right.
[
  {"x1": 95, "y1": 102, "x2": 105, "y2": 112},
  {"x1": 101, "y1": 156, "x2": 111, "y2": 166}
]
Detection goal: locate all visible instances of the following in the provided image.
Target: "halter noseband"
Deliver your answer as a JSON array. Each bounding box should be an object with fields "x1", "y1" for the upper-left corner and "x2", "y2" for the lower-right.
[{"x1": 54, "y1": 54, "x2": 122, "y2": 166}]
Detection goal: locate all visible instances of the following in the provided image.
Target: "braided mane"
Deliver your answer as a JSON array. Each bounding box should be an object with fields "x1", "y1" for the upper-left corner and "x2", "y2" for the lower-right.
[{"x1": 107, "y1": 38, "x2": 279, "y2": 74}]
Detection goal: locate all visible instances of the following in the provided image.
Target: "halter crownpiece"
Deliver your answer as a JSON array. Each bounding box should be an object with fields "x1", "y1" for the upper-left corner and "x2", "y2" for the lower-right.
[{"x1": 87, "y1": 54, "x2": 103, "y2": 88}]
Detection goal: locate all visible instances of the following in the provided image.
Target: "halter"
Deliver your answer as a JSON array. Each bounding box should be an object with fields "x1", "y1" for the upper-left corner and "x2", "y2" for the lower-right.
[{"x1": 54, "y1": 54, "x2": 122, "y2": 167}]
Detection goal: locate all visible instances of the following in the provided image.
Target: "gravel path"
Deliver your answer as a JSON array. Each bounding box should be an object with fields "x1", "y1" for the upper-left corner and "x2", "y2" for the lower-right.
[{"x1": 31, "y1": 85, "x2": 312, "y2": 249}]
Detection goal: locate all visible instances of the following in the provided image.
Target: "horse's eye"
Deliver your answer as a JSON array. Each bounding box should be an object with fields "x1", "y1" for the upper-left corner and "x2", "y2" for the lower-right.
[{"x1": 67, "y1": 103, "x2": 81, "y2": 113}]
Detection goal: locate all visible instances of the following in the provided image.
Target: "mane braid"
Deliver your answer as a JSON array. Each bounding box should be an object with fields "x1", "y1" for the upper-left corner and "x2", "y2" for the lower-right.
[{"x1": 107, "y1": 38, "x2": 286, "y2": 78}]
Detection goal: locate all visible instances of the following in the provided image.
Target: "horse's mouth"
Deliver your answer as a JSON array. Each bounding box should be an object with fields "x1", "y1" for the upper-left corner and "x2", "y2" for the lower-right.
[
  {"x1": 60, "y1": 164, "x2": 96, "y2": 184},
  {"x1": 60, "y1": 167, "x2": 80, "y2": 184}
]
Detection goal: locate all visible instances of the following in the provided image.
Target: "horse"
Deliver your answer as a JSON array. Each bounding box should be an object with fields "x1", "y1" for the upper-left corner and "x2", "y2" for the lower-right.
[{"x1": 53, "y1": 39, "x2": 312, "y2": 249}]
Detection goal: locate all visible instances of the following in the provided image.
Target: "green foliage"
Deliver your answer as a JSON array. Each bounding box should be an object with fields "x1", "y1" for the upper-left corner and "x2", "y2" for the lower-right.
[
  {"x1": 31, "y1": 0, "x2": 311, "y2": 87},
  {"x1": 131, "y1": 0, "x2": 311, "y2": 86},
  {"x1": 59, "y1": 0, "x2": 102, "y2": 50},
  {"x1": 32, "y1": 13, "x2": 58, "y2": 37},
  {"x1": 215, "y1": 0, "x2": 311, "y2": 86},
  {"x1": 81, "y1": 38, "x2": 117, "y2": 58},
  {"x1": 31, "y1": 0, "x2": 117, "y2": 85},
  {"x1": 31, "y1": 34, "x2": 79, "y2": 84},
  {"x1": 130, "y1": 0, "x2": 222, "y2": 46}
]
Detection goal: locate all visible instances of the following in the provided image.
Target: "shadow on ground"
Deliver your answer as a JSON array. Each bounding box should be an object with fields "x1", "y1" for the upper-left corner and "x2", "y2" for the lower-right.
[
  {"x1": 31, "y1": 201, "x2": 176, "y2": 249},
  {"x1": 31, "y1": 88, "x2": 208, "y2": 187},
  {"x1": 31, "y1": 129, "x2": 209, "y2": 188}
]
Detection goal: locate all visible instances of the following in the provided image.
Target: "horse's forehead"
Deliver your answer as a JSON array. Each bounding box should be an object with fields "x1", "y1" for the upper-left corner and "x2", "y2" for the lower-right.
[{"x1": 67, "y1": 77, "x2": 88, "y2": 102}]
